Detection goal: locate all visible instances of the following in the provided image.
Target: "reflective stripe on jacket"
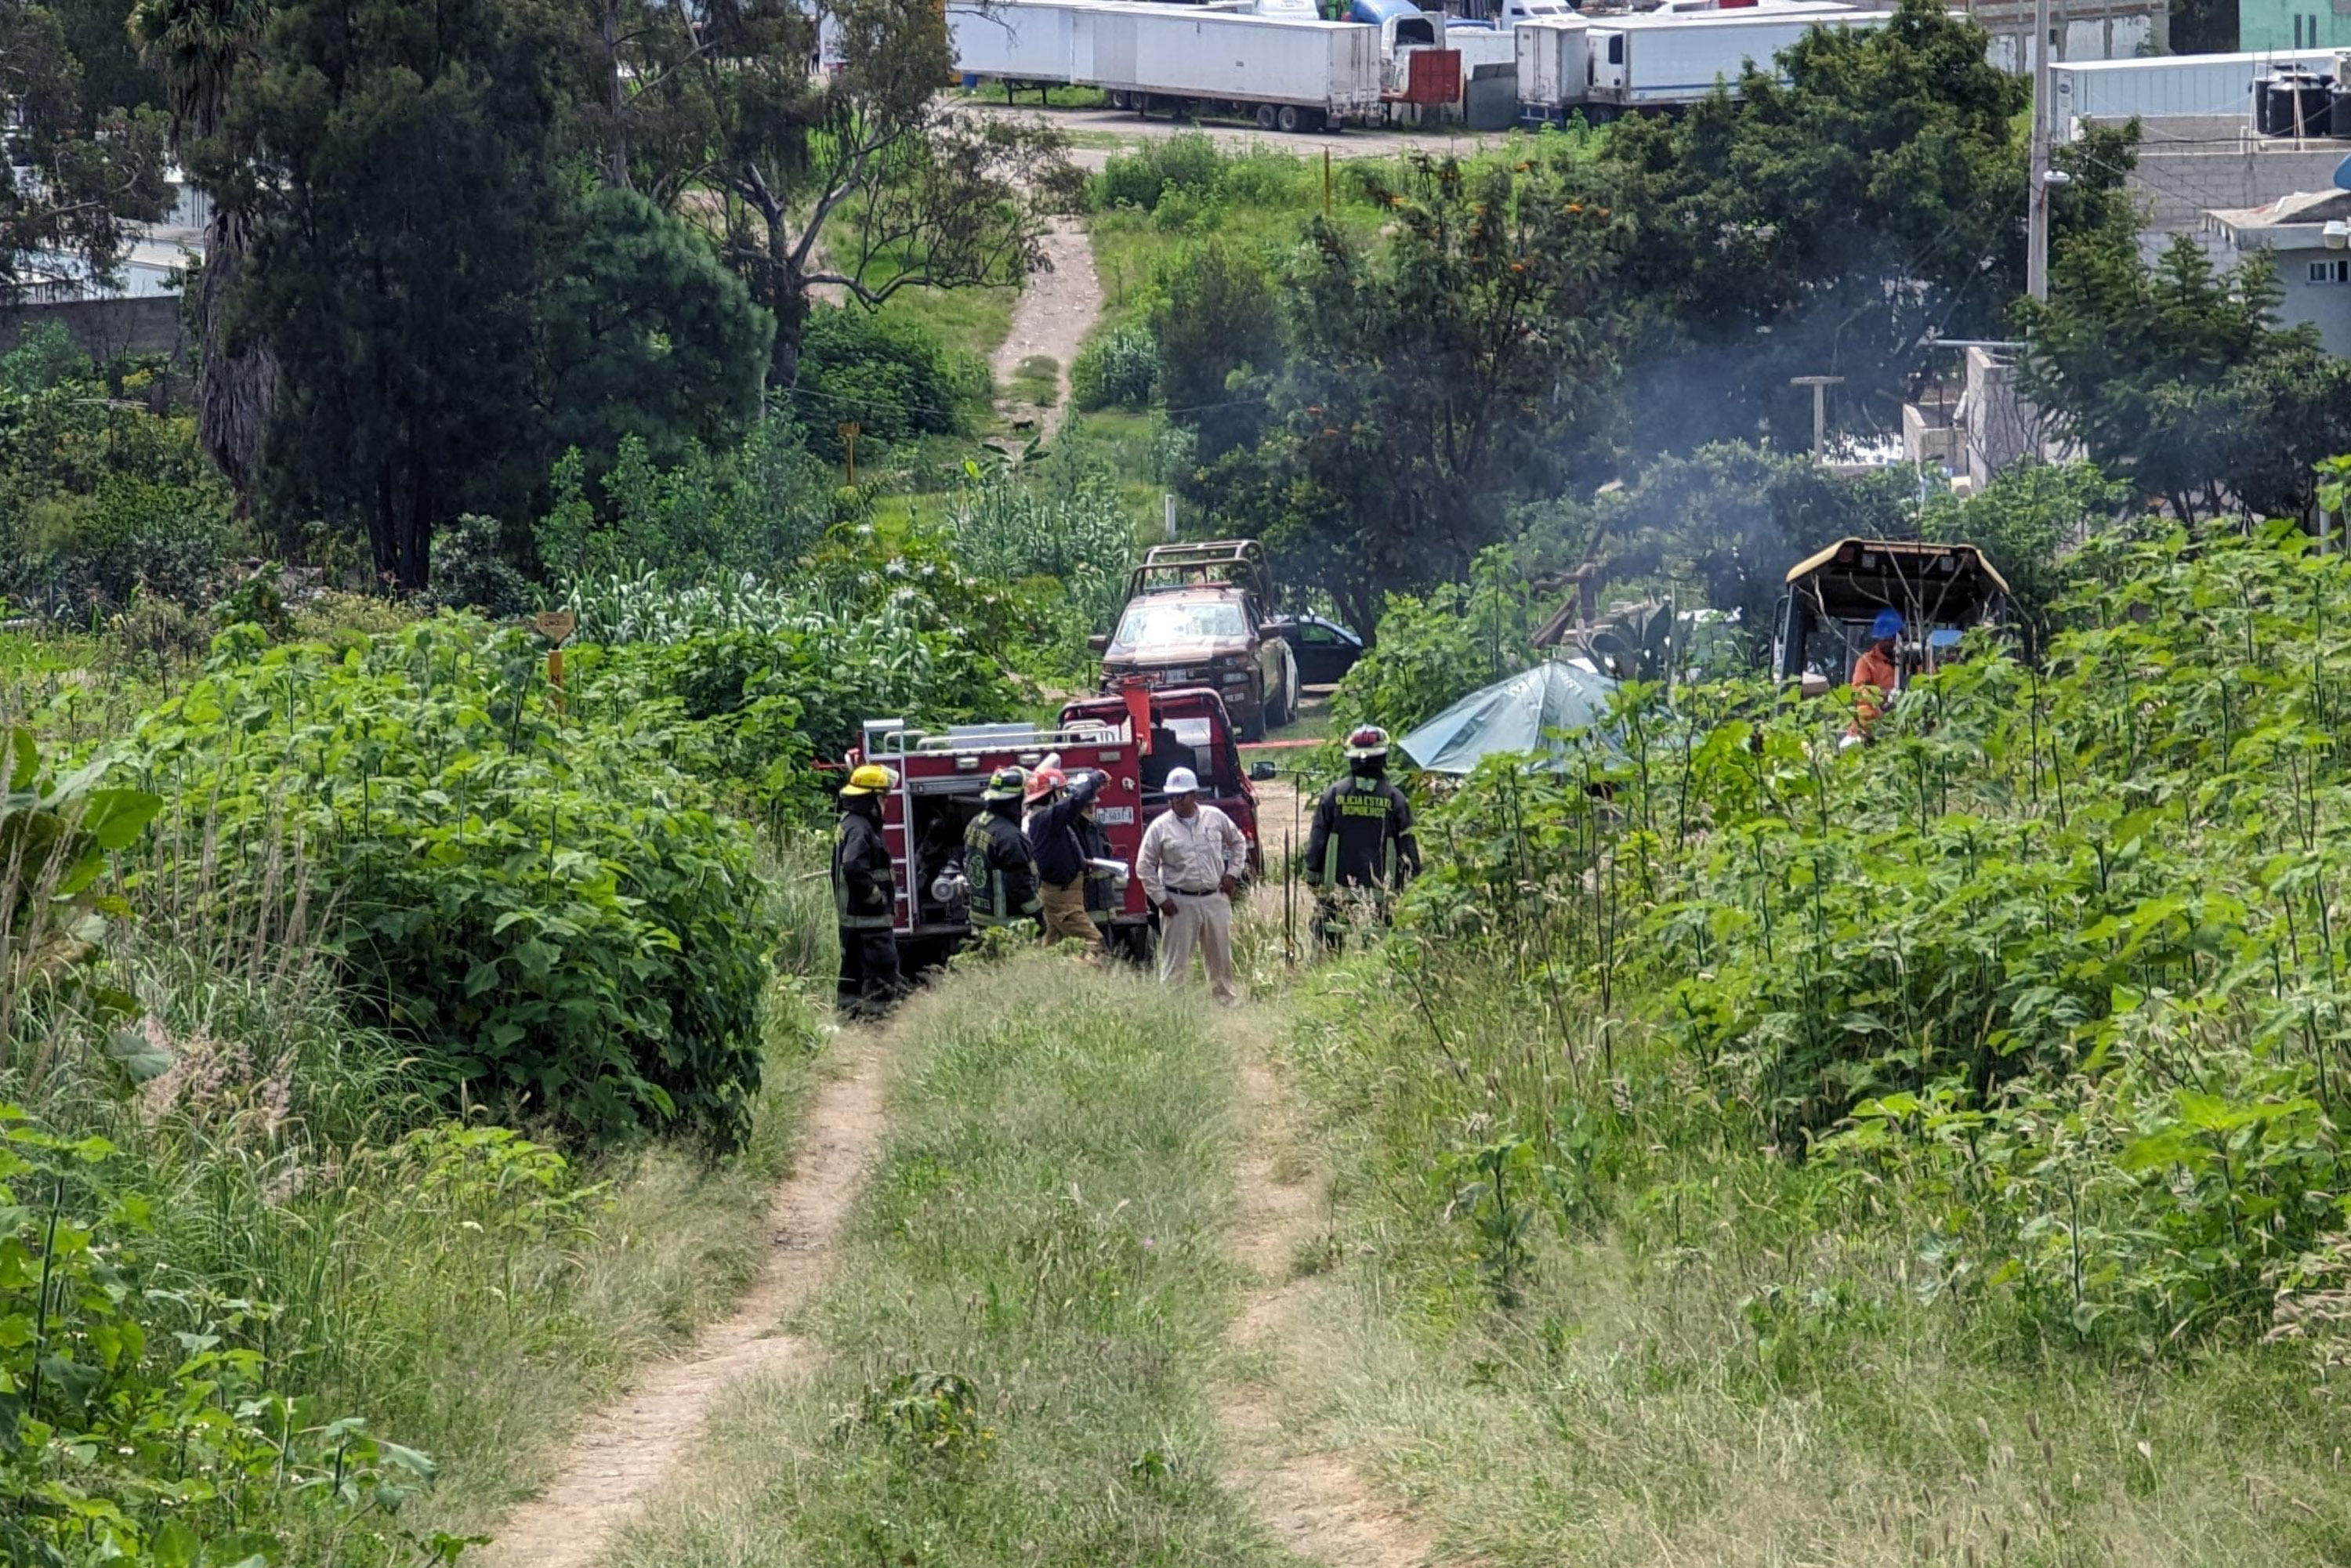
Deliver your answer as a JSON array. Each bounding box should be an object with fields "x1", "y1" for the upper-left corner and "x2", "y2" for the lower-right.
[{"x1": 833, "y1": 807, "x2": 897, "y2": 930}]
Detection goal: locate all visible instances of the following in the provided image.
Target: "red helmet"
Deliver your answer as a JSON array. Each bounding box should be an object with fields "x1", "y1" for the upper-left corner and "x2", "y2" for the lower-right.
[
  {"x1": 1024, "y1": 763, "x2": 1067, "y2": 803},
  {"x1": 1343, "y1": 725, "x2": 1391, "y2": 762}
]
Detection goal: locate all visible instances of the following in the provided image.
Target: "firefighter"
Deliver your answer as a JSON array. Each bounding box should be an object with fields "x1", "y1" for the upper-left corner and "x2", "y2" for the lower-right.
[
  {"x1": 832, "y1": 763, "x2": 906, "y2": 1019},
  {"x1": 1305, "y1": 725, "x2": 1422, "y2": 950},
  {"x1": 965, "y1": 764, "x2": 1042, "y2": 933},
  {"x1": 1078, "y1": 782, "x2": 1121, "y2": 947},
  {"x1": 1024, "y1": 761, "x2": 1108, "y2": 952}
]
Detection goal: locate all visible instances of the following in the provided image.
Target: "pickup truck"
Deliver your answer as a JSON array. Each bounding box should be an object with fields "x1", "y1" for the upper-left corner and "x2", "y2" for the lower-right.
[{"x1": 1092, "y1": 540, "x2": 1299, "y2": 741}]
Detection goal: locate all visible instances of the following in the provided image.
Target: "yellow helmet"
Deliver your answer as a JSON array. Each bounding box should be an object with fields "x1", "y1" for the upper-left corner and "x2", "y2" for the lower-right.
[{"x1": 840, "y1": 763, "x2": 898, "y2": 797}]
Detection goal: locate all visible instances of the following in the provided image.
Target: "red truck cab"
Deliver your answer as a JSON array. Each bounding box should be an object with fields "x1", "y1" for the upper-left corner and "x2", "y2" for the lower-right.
[
  {"x1": 846, "y1": 685, "x2": 1259, "y2": 968},
  {"x1": 1057, "y1": 685, "x2": 1262, "y2": 876}
]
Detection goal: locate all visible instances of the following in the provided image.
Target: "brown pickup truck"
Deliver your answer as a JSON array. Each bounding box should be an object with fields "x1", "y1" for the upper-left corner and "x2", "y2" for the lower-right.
[{"x1": 1089, "y1": 541, "x2": 1299, "y2": 741}]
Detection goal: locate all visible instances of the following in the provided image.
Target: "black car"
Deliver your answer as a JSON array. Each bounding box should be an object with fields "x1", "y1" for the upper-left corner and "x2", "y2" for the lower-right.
[{"x1": 1272, "y1": 614, "x2": 1364, "y2": 687}]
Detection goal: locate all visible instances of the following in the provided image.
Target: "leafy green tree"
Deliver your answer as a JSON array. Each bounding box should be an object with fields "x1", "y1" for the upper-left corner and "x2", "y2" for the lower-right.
[
  {"x1": 1920, "y1": 460, "x2": 2123, "y2": 662},
  {"x1": 1207, "y1": 152, "x2": 1633, "y2": 638},
  {"x1": 1330, "y1": 548, "x2": 1539, "y2": 737},
  {"x1": 129, "y1": 0, "x2": 277, "y2": 497},
  {"x1": 52, "y1": 0, "x2": 164, "y2": 123},
  {"x1": 2016, "y1": 234, "x2": 2351, "y2": 522},
  {"x1": 1590, "y1": 442, "x2": 1921, "y2": 657},
  {"x1": 606, "y1": 0, "x2": 1081, "y2": 389},
  {"x1": 1149, "y1": 238, "x2": 1281, "y2": 473},
  {"x1": 0, "y1": 1, "x2": 170, "y2": 302},
  {"x1": 534, "y1": 185, "x2": 774, "y2": 469},
  {"x1": 222, "y1": 0, "x2": 581, "y2": 586},
  {"x1": 1599, "y1": 0, "x2": 2136, "y2": 453}
]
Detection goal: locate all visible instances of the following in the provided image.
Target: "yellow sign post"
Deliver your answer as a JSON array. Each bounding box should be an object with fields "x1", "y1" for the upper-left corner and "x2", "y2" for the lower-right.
[{"x1": 534, "y1": 610, "x2": 577, "y2": 710}]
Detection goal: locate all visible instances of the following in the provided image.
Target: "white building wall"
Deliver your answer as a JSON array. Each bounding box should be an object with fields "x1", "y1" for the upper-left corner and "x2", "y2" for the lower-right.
[{"x1": 2269, "y1": 246, "x2": 2351, "y2": 354}]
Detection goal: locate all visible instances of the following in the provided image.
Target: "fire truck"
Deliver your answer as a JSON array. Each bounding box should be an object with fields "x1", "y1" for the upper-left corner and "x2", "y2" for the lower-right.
[{"x1": 849, "y1": 683, "x2": 1265, "y2": 967}]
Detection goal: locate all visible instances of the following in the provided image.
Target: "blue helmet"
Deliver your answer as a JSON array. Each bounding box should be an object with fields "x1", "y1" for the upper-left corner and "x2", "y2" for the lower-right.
[{"x1": 1871, "y1": 608, "x2": 1905, "y2": 641}]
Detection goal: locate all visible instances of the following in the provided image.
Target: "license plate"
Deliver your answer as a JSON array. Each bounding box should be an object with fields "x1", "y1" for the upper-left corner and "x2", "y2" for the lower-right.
[{"x1": 1095, "y1": 806, "x2": 1136, "y2": 825}]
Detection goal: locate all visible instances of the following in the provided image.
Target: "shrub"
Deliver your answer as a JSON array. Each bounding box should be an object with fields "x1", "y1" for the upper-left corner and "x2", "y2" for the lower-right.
[
  {"x1": 588, "y1": 597, "x2": 1023, "y2": 819},
  {"x1": 125, "y1": 621, "x2": 777, "y2": 1147},
  {"x1": 1071, "y1": 326, "x2": 1161, "y2": 411},
  {"x1": 0, "y1": 318, "x2": 89, "y2": 393},
  {"x1": 1093, "y1": 132, "x2": 1225, "y2": 212},
  {"x1": 535, "y1": 415, "x2": 847, "y2": 586},
  {"x1": 798, "y1": 306, "x2": 981, "y2": 455},
  {"x1": 1149, "y1": 240, "x2": 1281, "y2": 469},
  {"x1": 426, "y1": 512, "x2": 537, "y2": 617},
  {"x1": 1, "y1": 351, "x2": 241, "y2": 618}
]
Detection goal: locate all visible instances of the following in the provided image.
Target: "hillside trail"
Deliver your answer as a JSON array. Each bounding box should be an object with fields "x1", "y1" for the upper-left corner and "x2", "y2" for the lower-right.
[
  {"x1": 476, "y1": 1034, "x2": 892, "y2": 1568},
  {"x1": 1217, "y1": 1005, "x2": 1445, "y2": 1568},
  {"x1": 991, "y1": 218, "x2": 1102, "y2": 443}
]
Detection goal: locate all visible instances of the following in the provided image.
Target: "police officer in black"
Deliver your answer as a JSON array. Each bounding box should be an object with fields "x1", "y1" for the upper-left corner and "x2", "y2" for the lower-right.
[
  {"x1": 833, "y1": 764, "x2": 907, "y2": 1018},
  {"x1": 1305, "y1": 725, "x2": 1421, "y2": 951}
]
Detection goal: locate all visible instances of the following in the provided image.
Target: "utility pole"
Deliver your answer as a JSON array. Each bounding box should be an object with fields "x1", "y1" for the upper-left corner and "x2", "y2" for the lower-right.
[
  {"x1": 2027, "y1": 0, "x2": 2054, "y2": 301},
  {"x1": 1790, "y1": 375, "x2": 1843, "y2": 462}
]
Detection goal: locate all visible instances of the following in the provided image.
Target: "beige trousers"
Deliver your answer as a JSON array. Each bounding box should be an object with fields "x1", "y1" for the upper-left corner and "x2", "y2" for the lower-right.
[
  {"x1": 1159, "y1": 891, "x2": 1236, "y2": 1002},
  {"x1": 1039, "y1": 878, "x2": 1103, "y2": 950}
]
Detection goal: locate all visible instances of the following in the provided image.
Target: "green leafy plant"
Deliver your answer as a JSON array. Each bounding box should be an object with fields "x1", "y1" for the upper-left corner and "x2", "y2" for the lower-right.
[
  {"x1": 851, "y1": 1371, "x2": 997, "y2": 1468},
  {"x1": 0, "y1": 1105, "x2": 470, "y2": 1565},
  {"x1": 123, "y1": 621, "x2": 776, "y2": 1146},
  {"x1": 2, "y1": 726, "x2": 162, "y2": 1069}
]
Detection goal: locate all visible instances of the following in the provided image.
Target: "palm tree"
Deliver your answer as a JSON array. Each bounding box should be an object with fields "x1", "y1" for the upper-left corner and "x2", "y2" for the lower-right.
[{"x1": 129, "y1": 0, "x2": 276, "y2": 498}]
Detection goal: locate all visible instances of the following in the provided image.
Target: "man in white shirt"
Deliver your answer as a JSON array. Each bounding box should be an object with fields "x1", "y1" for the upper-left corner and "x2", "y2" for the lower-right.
[{"x1": 1136, "y1": 766, "x2": 1249, "y2": 1004}]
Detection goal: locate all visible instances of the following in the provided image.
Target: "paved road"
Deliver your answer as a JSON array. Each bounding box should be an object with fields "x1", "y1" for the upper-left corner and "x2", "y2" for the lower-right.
[{"x1": 956, "y1": 99, "x2": 1509, "y2": 166}]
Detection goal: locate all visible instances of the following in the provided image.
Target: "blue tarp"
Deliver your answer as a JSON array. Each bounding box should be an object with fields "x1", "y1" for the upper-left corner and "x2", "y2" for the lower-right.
[{"x1": 1397, "y1": 661, "x2": 1620, "y2": 776}]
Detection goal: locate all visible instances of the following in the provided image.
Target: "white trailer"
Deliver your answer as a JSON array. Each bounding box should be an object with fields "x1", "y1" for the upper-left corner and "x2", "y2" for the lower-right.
[
  {"x1": 947, "y1": 0, "x2": 1085, "y2": 84},
  {"x1": 1515, "y1": 13, "x2": 1593, "y2": 114},
  {"x1": 2051, "y1": 49, "x2": 2335, "y2": 126},
  {"x1": 1584, "y1": 9, "x2": 1889, "y2": 114},
  {"x1": 1074, "y1": 5, "x2": 1382, "y2": 129}
]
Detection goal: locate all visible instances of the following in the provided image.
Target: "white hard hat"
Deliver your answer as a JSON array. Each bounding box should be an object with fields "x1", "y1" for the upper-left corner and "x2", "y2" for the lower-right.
[{"x1": 1163, "y1": 766, "x2": 1200, "y2": 795}]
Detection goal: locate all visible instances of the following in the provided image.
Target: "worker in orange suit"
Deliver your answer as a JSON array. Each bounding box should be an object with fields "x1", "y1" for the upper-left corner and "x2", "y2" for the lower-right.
[{"x1": 1846, "y1": 607, "x2": 1904, "y2": 742}]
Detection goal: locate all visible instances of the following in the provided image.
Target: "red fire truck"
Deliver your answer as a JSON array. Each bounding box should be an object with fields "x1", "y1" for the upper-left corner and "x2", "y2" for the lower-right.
[{"x1": 849, "y1": 683, "x2": 1265, "y2": 967}]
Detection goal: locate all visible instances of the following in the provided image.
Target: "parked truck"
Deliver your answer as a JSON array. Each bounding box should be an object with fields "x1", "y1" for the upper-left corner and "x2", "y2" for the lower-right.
[
  {"x1": 849, "y1": 684, "x2": 1264, "y2": 967},
  {"x1": 1575, "y1": 9, "x2": 1889, "y2": 117},
  {"x1": 948, "y1": 0, "x2": 1384, "y2": 129},
  {"x1": 1083, "y1": 5, "x2": 1383, "y2": 129},
  {"x1": 947, "y1": 0, "x2": 1084, "y2": 86},
  {"x1": 1514, "y1": 12, "x2": 1592, "y2": 118}
]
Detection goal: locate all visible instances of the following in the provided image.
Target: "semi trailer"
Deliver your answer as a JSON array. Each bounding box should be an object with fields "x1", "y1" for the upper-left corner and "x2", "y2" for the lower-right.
[
  {"x1": 1519, "y1": 7, "x2": 1888, "y2": 119},
  {"x1": 947, "y1": 0, "x2": 1382, "y2": 129}
]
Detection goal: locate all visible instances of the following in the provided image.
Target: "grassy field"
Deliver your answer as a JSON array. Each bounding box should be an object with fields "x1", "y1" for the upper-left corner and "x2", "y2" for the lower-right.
[
  {"x1": 603, "y1": 958, "x2": 1300, "y2": 1567},
  {"x1": 1247, "y1": 947, "x2": 2351, "y2": 1566}
]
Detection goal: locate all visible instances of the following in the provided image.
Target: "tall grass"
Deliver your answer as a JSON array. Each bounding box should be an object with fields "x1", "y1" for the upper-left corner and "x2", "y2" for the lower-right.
[
  {"x1": 604, "y1": 958, "x2": 1293, "y2": 1567},
  {"x1": 1269, "y1": 957, "x2": 2351, "y2": 1564}
]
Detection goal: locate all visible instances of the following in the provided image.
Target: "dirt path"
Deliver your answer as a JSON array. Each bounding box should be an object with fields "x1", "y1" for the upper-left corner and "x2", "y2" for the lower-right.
[
  {"x1": 478, "y1": 1038, "x2": 891, "y2": 1568},
  {"x1": 991, "y1": 218, "x2": 1102, "y2": 442},
  {"x1": 1220, "y1": 1019, "x2": 1442, "y2": 1568}
]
